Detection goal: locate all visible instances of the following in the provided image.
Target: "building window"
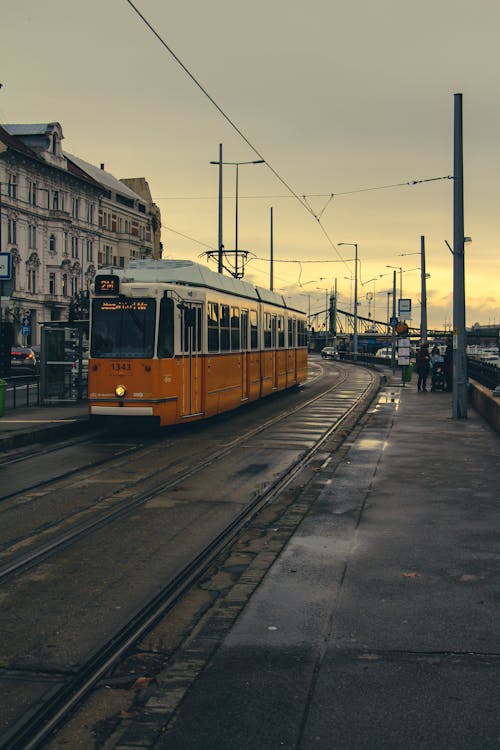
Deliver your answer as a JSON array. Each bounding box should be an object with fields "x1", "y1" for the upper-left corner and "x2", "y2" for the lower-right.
[
  {"x1": 8, "y1": 219, "x2": 17, "y2": 244},
  {"x1": 71, "y1": 277, "x2": 79, "y2": 296},
  {"x1": 49, "y1": 272, "x2": 56, "y2": 295},
  {"x1": 28, "y1": 225, "x2": 37, "y2": 249},
  {"x1": 87, "y1": 202, "x2": 94, "y2": 224},
  {"x1": 52, "y1": 191, "x2": 59, "y2": 210},
  {"x1": 49, "y1": 234, "x2": 56, "y2": 252},
  {"x1": 8, "y1": 174, "x2": 17, "y2": 199},
  {"x1": 62, "y1": 273, "x2": 68, "y2": 296},
  {"x1": 72, "y1": 198, "x2": 79, "y2": 219},
  {"x1": 71, "y1": 236, "x2": 78, "y2": 258},
  {"x1": 28, "y1": 181, "x2": 37, "y2": 206},
  {"x1": 104, "y1": 245, "x2": 113, "y2": 265},
  {"x1": 86, "y1": 240, "x2": 93, "y2": 262},
  {"x1": 27, "y1": 268, "x2": 37, "y2": 293}
]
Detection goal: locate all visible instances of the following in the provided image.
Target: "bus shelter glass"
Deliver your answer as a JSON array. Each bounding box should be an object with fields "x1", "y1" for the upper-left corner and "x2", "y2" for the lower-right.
[{"x1": 91, "y1": 298, "x2": 156, "y2": 358}]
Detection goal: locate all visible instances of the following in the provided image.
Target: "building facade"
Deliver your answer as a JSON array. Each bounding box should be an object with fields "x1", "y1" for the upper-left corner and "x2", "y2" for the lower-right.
[
  {"x1": 0, "y1": 123, "x2": 162, "y2": 345},
  {"x1": 0, "y1": 123, "x2": 103, "y2": 344}
]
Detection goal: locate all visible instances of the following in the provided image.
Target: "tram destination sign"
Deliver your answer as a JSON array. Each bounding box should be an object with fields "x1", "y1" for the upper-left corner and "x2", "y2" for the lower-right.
[{"x1": 95, "y1": 275, "x2": 120, "y2": 295}]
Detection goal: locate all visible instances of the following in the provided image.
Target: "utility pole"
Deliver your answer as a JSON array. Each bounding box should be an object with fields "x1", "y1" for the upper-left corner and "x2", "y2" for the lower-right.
[
  {"x1": 420, "y1": 235, "x2": 428, "y2": 343},
  {"x1": 452, "y1": 93, "x2": 467, "y2": 418},
  {"x1": 270, "y1": 207, "x2": 274, "y2": 291},
  {"x1": 391, "y1": 271, "x2": 397, "y2": 372},
  {"x1": 217, "y1": 143, "x2": 223, "y2": 273}
]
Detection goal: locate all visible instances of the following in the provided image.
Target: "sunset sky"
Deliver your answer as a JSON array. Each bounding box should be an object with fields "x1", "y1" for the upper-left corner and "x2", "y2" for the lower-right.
[{"x1": 2, "y1": 0, "x2": 499, "y2": 328}]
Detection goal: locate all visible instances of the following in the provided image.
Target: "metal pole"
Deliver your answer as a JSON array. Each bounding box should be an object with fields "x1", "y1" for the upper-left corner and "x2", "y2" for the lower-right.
[
  {"x1": 270, "y1": 206, "x2": 274, "y2": 290},
  {"x1": 391, "y1": 271, "x2": 397, "y2": 372},
  {"x1": 452, "y1": 93, "x2": 467, "y2": 418},
  {"x1": 234, "y1": 163, "x2": 239, "y2": 278},
  {"x1": 420, "y1": 235, "x2": 428, "y2": 343},
  {"x1": 217, "y1": 143, "x2": 223, "y2": 274},
  {"x1": 353, "y1": 243, "x2": 358, "y2": 358}
]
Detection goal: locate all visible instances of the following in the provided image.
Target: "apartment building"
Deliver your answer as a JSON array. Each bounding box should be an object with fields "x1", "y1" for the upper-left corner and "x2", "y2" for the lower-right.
[{"x1": 0, "y1": 122, "x2": 162, "y2": 345}]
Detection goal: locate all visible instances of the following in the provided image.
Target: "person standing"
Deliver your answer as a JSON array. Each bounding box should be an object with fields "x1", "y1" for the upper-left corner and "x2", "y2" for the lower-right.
[
  {"x1": 444, "y1": 339, "x2": 453, "y2": 392},
  {"x1": 415, "y1": 342, "x2": 431, "y2": 392}
]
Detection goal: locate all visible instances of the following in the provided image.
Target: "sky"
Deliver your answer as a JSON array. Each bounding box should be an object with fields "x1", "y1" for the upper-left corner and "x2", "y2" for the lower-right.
[{"x1": 1, "y1": 0, "x2": 499, "y2": 328}]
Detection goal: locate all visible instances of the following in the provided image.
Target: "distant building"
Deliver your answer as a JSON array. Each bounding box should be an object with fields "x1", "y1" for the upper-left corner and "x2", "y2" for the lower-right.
[
  {"x1": 0, "y1": 122, "x2": 162, "y2": 345},
  {"x1": 0, "y1": 122, "x2": 103, "y2": 344},
  {"x1": 67, "y1": 157, "x2": 160, "y2": 267},
  {"x1": 120, "y1": 177, "x2": 162, "y2": 259}
]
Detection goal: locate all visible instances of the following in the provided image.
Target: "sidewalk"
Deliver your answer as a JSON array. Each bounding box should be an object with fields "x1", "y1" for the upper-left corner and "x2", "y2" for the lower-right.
[
  {"x1": 113, "y1": 377, "x2": 500, "y2": 750},
  {"x1": 0, "y1": 401, "x2": 89, "y2": 451}
]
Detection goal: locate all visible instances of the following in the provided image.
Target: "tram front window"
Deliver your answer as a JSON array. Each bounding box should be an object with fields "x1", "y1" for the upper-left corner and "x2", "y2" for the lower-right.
[{"x1": 91, "y1": 298, "x2": 155, "y2": 357}]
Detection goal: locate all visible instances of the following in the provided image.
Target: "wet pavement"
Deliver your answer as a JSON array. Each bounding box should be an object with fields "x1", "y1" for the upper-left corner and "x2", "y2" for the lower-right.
[
  {"x1": 112, "y1": 377, "x2": 500, "y2": 750},
  {"x1": 1, "y1": 372, "x2": 499, "y2": 749}
]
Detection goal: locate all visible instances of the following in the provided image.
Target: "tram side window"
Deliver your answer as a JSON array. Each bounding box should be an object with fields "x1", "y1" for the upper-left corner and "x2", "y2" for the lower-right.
[
  {"x1": 220, "y1": 304, "x2": 230, "y2": 351},
  {"x1": 298, "y1": 320, "x2": 306, "y2": 346},
  {"x1": 230, "y1": 306, "x2": 240, "y2": 351},
  {"x1": 264, "y1": 313, "x2": 272, "y2": 349},
  {"x1": 288, "y1": 318, "x2": 293, "y2": 347},
  {"x1": 278, "y1": 315, "x2": 285, "y2": 348},
  {"x1": 158, "y1": 297, "x2": 174, "y2": 357},
  {"x1": 208, "y1": 301, "x2": 219, "y2": 352},
  {"x1": 250, "y1": 310, "x2": 258, "y2": 349}
]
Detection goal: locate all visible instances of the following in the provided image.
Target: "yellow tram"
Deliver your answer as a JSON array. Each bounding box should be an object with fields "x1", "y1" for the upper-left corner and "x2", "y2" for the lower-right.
[{"x1": 88, "y1": 260, "x2": 308, "y2": 426}]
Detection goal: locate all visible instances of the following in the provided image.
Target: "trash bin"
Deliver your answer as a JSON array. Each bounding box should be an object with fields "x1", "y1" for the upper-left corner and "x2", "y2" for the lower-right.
[
  {"x1": 0, "y1": 379, "x2": 6, "y2": 417},
  {"x1": 402, "y1": 363, "x2": 414, "y2": 383}
]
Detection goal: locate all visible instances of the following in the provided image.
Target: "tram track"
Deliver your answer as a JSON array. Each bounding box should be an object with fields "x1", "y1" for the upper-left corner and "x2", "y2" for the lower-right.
[
  {"x1": 0, "y1": 361, "x2": 340, "y2": 576},
  {"x1": 0, "y1": 362, "x2": 380, "y2": 750}
]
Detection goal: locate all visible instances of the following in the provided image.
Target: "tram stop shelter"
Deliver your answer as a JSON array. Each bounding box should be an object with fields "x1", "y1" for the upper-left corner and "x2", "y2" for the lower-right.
[{"x1": 39, "y1": 321, "x2": 88, "y2": 403}]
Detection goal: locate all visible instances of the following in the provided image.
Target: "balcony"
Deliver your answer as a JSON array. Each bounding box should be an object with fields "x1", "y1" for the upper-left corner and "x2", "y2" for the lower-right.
[{"x1": 49, "y1": 209, "x2": 71, "y2": 222}]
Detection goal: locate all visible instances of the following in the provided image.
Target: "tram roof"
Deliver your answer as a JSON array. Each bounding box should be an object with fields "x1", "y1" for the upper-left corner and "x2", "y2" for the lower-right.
[{"x1": 97, "y1": 260, "x2": 305, "y2": 312}]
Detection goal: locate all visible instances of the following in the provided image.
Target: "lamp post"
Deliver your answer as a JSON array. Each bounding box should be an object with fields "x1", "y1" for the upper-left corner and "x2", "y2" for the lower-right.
[
  {"x1": 386, "y1": 265, "x2": 403, "y2": 300},
  {"x1": 210, "y1": 155, "x2": 264, "y2": 277},
  {"x1": 361, "y1": 274, "x2": 386, "y2": 318},
  {"x1": 339, "y1": 242, "x2": 358, "y2": 357}
]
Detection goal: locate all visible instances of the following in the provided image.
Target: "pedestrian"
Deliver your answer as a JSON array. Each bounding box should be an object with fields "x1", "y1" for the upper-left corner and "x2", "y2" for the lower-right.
[
  {"x1": 444, "y1": 338, "x2": 453, "y2": 391},
  {"x1": 415, "y1": 342, "x2": 430, "y2": 392}
]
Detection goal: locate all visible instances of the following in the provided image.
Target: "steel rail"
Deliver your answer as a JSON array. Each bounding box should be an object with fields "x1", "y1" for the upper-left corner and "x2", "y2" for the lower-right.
[
  {"x1": 0, "y1": 364, "x2": 347, "y2": 582},
  {"x1": 2, "y1": 366, "x2": 378, "y2": 750}
]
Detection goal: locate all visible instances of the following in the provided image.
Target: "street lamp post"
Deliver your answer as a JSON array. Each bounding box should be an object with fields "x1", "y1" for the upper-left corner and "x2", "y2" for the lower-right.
[
  {"x1": 210, "y1": 154, "x2": 264, "y2": 277},
  {"x1": 339, "y1": 243, "x2": 358, "y2": 357},
  {"x1": 386, "y1": 265, "x2": 403, "y2": 300}
]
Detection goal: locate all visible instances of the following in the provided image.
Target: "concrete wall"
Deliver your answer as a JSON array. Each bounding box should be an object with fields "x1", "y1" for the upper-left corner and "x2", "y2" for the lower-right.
[{"x1": 469, "y1": 379, "x2": 500, "y2": 435}]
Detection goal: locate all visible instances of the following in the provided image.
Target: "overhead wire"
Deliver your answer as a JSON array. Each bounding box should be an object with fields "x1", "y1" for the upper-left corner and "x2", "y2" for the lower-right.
[
  {"x1": 124, "y1": 0, "x2": 312, "y2": 217},
  {"x1": 124, "y1": 0, "x2": 452, "y2": 275}
]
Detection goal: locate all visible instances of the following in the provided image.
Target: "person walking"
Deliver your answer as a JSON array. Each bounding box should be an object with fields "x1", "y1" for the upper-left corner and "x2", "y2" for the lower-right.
[{"x1": 415, "y1": 342, "x2": 431, "y2": 392}]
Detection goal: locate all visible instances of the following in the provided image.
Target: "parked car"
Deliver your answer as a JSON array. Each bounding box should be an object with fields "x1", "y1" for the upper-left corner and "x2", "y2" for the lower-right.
[
  {"x1": 375, "y1": 347, "x2": 396, "y2": 359},
  {"x1": 321, "y1": 346, "x2": 338, "y2": 359},
  {"x1": 10, "y1": 346, "x2": 40, "y2": 374}
]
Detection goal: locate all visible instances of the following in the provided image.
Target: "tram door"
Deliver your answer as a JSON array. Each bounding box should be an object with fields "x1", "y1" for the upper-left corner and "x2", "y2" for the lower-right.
[
  {"x1": 241, "y1": 310, "x2": 249, "y2": 400},
  {"x1": 272, "y1": 315, "x2": 278, "y2": 389},
  {"x1": 180, "y1": 303, "x2": 203, "y2": 416}
]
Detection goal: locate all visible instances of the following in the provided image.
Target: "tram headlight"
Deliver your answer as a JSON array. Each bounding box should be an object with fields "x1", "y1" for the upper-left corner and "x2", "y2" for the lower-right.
[{"x1": 115, "y1": 384, "x2": 126, "y2": 399}]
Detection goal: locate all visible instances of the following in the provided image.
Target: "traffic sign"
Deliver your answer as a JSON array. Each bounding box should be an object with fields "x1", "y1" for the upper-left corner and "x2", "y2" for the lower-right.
[
  {"x1": 0, "y1": 252, "x2": 12, "y2": 280},
  {"x1": 398, "y1": 298, "x2": 412, "y2": 316}
]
